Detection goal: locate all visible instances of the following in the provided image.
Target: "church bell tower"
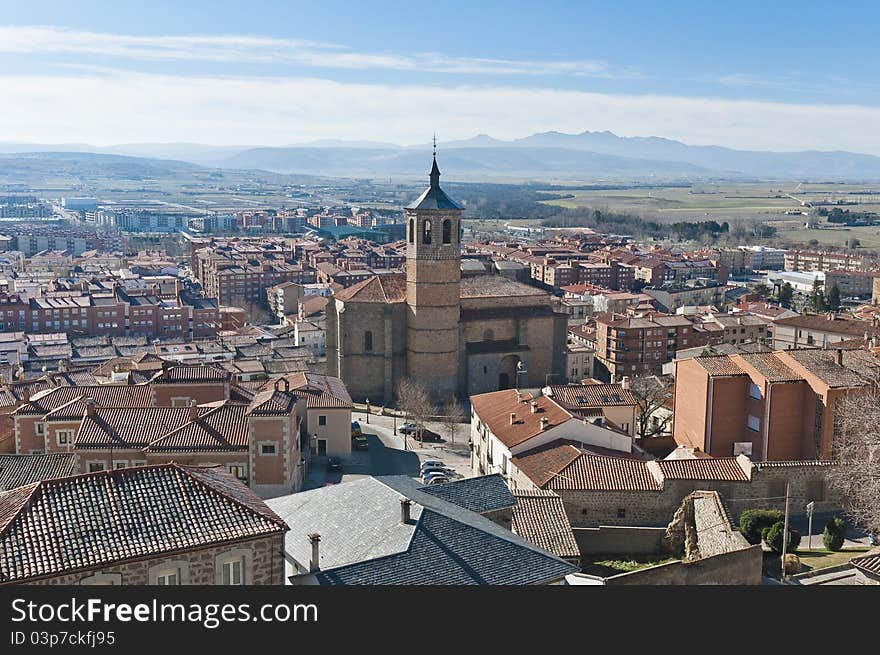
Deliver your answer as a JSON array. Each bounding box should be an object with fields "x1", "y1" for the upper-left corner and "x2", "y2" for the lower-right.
[{"x1": 404, "y1": 140, "x2": 462, "y2": 396}]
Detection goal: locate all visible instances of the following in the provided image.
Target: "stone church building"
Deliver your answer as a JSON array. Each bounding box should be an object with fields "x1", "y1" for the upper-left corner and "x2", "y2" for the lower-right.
[{"x1": 326, "y1": 154, "x2": 567, "y2": 403}]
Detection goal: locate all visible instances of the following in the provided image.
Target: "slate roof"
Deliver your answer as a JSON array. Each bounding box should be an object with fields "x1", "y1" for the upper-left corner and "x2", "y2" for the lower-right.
[
  {"x1": 405, "y1": 158, "x2": 464, "y2": 211},
  {"x1": 418, "y1": 474, "x2": 516, "y2": 514},
  {"x1": 0, "y1": 454, "x2": 77, "y2": 491},
  {"x1": 512, "y1": 490, "x2": 580, "y2": 560},
  {"x1": 0, "y1": 464, "x2": 287, "y2": 583},
  {"x1": 266, "y1": 475, "x2": 576, "y2": 586}
]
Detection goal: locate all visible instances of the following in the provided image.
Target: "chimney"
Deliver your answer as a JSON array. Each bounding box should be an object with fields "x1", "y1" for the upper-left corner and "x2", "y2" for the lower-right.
[
  {"x1": 188, "y1": 399, "x2": 200, "y2": 420},
  {"x1": 836, "y1": 349, "x2": 844, "y2": 366},
  {"x1": 400, "y1": 498, "x2": 412, "y2": 524},
  {"x1": 509, "y1": 412, "x2": 517, "y2": 425},
  {"x1": 85, "y1": 397, "x2": 96, "y2": 417},
  {"x1": 540, "y1": 416, "x2": 549, "y2": 431},
  {"x1": 308, "y1": 533, "x2": 321, "y2": 572},
  {"x1": 620, "y1": 376, "x2": 630, "y2": 390},
  {"x1": 530, "y1": 400, "x2": 538, "y2": 413}
]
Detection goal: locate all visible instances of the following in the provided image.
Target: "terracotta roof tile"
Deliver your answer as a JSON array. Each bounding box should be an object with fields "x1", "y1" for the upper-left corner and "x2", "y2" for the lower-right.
[
  {"x1": 334, "y1": 274, "x2": 406, "y2": 303},
  {"x1": 512, "y1": 490, "x2": 580, "y2": 559},
  {"x1": 0, "y1": 464, "x2": 287, "y2": 583},
  {"x1": 655, "y1": 457, "x2": 750, "y2": 481},
  {"x1": 546, "y1": 383, "x2": 637, "y2": 409},
  {"x1": 692, "y1": 355, "x2": 747, "y2": 377},
  {"x1": 77, "y1": 407, "x2": 206, "y2": 449},
  {"x1": 145, "y1": 404, "x2": 250, "y2": 452},
  {"x1": 470, "y1": 389, "x2": 573, "y2": 449}
]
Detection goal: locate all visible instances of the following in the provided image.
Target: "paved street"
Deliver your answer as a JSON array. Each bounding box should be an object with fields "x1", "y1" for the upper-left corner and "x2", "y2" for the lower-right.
[{"x1": 303, "y1": 409, "x2": 473, "y2": 490}]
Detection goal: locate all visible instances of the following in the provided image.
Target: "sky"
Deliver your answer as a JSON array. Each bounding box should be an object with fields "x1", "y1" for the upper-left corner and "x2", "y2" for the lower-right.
[{"x1": 1, "y1": 0, "x2": 879, "y2": 153}]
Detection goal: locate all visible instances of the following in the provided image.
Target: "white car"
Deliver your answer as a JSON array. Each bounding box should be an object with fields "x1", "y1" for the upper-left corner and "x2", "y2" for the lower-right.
[
  {"x1": 420, "y1": 459, "x2": 445, "y2": 470},
  {"x1": 425, "y1": 476, "x2": 449, "y2": 485}
]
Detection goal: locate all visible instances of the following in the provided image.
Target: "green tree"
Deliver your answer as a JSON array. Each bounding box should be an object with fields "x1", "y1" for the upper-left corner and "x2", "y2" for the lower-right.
[
  {"x1": 826, "y1": 284, "x2": 841, "y2": 312},
  {"x1": 763, "y1": 521, "x2": 801, "y2": 554},
  {"x1": 823, "y1": 518, "x2": 846, "y2": 551},
  {"x1": 740, "y1": 509, "x2": 784, "y2": 545},
  {"x1": 777, "y1": 282, "x2": 794, "y2": 307},
  {"x1": 807, "y1": 279, "x2": 826, "y2": 313}
]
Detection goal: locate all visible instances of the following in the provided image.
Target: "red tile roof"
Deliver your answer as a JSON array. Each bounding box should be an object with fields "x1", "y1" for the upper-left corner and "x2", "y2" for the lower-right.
[
  {"x1": 546, "y1": 383, "x2": 637, "y2": 409},
  {"x1": 547, "y1": 452, "x2": 661, "y2": 491},
  {"x1": 334, "y1": 274, "x2": 407, "y2": 303},
  {"x1": 0, "y1": 464, "x2": 287, "y2": 583},
  {"x1": 145, "y1": 404, "x2": 251, "y2": 452},
  {"x1": 512, "y1": 490, "x2": 580, "y2": 559},
  {"x1": 14, "y1": 386, "x2": 154, "y2": 418},
  {"x1": 76, "y1": 407, "x2": 207, "y2": 449},
  {"x1": 655, "y1": 457, "x2": 750, "y2": 481},
  {"x1": 470, "y1": 389, "x2": 574, "y2": 449}
]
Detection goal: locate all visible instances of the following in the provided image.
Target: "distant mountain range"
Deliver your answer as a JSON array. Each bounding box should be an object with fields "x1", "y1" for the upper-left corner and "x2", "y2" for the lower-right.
[{"x1": 3, "y1": 130, "x2": 880, "y2": 181}]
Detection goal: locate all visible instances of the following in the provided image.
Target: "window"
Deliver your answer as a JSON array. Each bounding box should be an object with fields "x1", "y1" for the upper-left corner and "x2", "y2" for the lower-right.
[
  {"x1": 35, "y1": 423, "x2": 45, "y2": 436},
  {"x1": 227, "y1": 464, "x2": 246, "y2": 480},
  {"x1": 318, "y1": 415, "x2": 327, "y2": 426},
  {"x1": 113, "y1": 461, "x2": 128, "y2": 470},
  {"x1": 442, "y1": 219, "x2": 452, "y2": 244},
  {"x1": 363, "y1": 330, "x2": 373, "y2": 352},
  {"x1": 259, "y1": 442, "x2": 277, "y2": 456},
  {"x1": 408, "y1": 218, "x2": 414, "y2": 243},
  {"x1": 617, "y1": 508, "x2": 626, "y2": 519},
  {"x1": 749, "y1": 383, "x2": 762, "y2": 400},
  {"x1": 156, "y1": 569, "x2": 179, "y2": 585},
  {"x1": 222, "y1": 558, "x2": 244, "y2": 585},
  {"x1": 87, "y1": 461, "x2": 106, "y2": 473},
  {"x1": 422, "y1": 219, "x2": 432, "y2": 244},
  {"x1": 55, "y1": 429, "x2": 74, "y2": 446},
  {"x1": 747, "y1": 415, "x2": 761, "y2": 432},
  {"x1": 171, "y1": 397, "x2": 191, "y2": 407}
]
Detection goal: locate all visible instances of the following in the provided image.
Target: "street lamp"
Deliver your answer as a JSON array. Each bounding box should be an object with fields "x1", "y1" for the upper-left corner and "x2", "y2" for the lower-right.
[{"x1": 365, "y1": 398, "x2": 370, "y2": 424}]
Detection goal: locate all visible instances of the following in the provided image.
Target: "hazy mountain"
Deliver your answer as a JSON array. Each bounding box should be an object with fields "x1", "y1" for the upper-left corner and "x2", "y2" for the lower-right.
[
  {"x1": 4, "y1": 130, "x2": 880, "y2": 180},
  {"x1": 222, "y1": 145, "x2": 710, "y2": 180},
  {"x1": 511, "y1": 130, "x2": 880, "y2": 178}
]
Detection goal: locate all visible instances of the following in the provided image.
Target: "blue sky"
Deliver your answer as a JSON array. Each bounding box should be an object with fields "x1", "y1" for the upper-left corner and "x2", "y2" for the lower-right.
[{"x1": 1, "y1": 1, "x2": 879, "y2": 152}]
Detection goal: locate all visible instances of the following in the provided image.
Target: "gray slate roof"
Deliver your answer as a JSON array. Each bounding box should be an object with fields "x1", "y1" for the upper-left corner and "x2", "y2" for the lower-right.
[
  {"x1": 267, "y1": 475, "x2": 576, "y2": 586},
  {"x1": 418, "y1": 473, "x2": 516, "y2": 514}
]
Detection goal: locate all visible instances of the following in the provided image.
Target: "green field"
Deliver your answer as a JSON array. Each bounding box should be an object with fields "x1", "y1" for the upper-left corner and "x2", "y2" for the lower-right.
[{"x1": 775, "y1": 224, "x2": 880, "y2": 249}]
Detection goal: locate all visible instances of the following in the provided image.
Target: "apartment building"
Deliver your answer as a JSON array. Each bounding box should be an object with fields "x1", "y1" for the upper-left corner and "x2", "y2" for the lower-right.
[
  {"x1": 785, "y1": 249, "x2": 877, "y2": 273},
  {"x1": 771, "y1": 312, "x2": 880, "y2": 350},
  {"x1": 595, "y1": 313, "x2": 696, "y2": 381},
  {"x1": 672, "y1": 348, "x2": 879, "y2": 460}
]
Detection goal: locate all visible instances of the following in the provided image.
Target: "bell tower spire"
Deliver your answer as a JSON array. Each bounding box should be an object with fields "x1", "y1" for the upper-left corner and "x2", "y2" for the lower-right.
[{"x1": 429, "y1": 134, "x2": 440, "y2": 190}]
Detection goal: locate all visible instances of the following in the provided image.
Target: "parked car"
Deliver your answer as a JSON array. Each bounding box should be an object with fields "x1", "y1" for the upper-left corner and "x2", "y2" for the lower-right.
[
  {"x1": 351, "y1": 421, "x2": 362, "y2": 437},
  {"x1": 425, "y1": 475, "x2": 450, "y2": 485},
  {"x1": 326, "y1": 456, "x2": 343, "y2": 472},
  {"x1": 417, "y1": 429, "x2": 444, "y2": 443},
  {"x1": 421, "y1": 467, "x2": 454, "y2": 480},
  {"x1": 352, "y1": 435, "x2": 369, "y2": 451},
  {"x1": 399, "y1": 422, "x2": 418, "y2": 435},
  {"x1": 420, "y1": 459, "x2": 445, "y2": 470}
]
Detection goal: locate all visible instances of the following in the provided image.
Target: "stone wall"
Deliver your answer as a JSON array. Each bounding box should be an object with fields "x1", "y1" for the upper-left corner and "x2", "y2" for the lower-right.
[
  {"x1": 602, "y1": 544, "x2": 763, "y2": 585},
  {"x1": 23, "y1": 534, "x2": 285, "y2": 586},
  {"x1": 573, "y1": 526, "x2": 666, "y2": 557}
]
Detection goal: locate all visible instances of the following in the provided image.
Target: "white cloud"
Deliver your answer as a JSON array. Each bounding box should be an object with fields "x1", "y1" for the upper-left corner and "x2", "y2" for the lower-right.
[
  {"x1": 0, "y1": 25, "x2": 632, "y2": 78},
  {"x1": 0, "y1": 71, "x2": 879, "y2": 154}
]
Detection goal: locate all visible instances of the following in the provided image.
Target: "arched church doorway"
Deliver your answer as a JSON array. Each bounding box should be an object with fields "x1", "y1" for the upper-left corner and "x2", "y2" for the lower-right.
[{"x1": 498, "y1": 354, "x2": 521, "y2": 390}]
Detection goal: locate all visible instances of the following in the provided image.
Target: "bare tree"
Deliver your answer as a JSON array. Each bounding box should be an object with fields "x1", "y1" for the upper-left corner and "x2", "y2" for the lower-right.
[
  {"x1": 827, "y1": 384, "x2": 880, "y2": 534},
  {"x1": 441, "y1": 395, "x2": 468, "y2": 446},
  {"x1": 629, "y1": 375, "x2": 674, "y2": 440},
  {"x1": 395, "y1": 378, "x2": 434, "y2": 445}
]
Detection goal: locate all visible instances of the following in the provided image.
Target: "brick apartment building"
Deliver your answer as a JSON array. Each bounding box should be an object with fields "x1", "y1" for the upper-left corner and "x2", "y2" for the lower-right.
[
  {"x1": 672, "y1": 348, "x2": 879, "y2": 460},
  {"x1": 595, "y1": 313, "x2": 698, "y2": 381}
]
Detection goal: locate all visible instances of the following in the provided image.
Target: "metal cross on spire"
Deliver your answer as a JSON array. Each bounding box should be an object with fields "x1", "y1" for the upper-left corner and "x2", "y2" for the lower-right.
[{"x1": 433, "y1": 133, "x2": 437, "y2": 157}]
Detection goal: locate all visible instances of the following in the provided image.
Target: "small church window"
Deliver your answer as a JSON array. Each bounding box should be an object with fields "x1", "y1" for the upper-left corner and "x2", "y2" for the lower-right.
[
  {"x1": 442, "y1": 219, "x2": 452, "y2": 244},
  {"x1": 422, "y1": 219, "x2": 432, "y2": 244},
  {"x1": 364, "y1": 331, "x2": 373, "y2": 352},
  {"x1": 408, "y1": 218, "x2": 414, "y2": 244}
]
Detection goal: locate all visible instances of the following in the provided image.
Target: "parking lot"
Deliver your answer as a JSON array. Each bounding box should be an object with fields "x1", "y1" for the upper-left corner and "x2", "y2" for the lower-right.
[{"x1": 302, "y1": 410, "x2": 473, "y2": 490}]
